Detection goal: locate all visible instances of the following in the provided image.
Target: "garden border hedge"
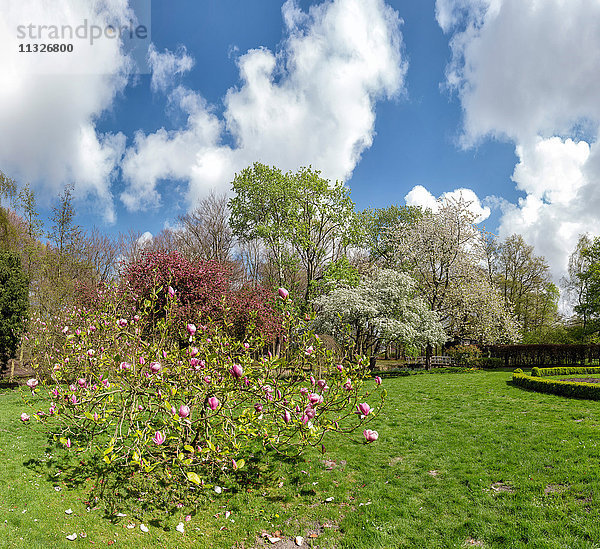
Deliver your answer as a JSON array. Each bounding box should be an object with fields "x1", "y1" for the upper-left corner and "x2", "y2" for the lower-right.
[
  {"x1": 512, "y1": 371, "x2": 600, "y2": 400},
  {"x1": 531, "y1": 366, "x2": 600, "y2": 377}
]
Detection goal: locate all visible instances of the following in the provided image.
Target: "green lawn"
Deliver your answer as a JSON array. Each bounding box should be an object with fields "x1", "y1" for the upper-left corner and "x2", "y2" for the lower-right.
[{"x1": 2, "y1": 371, "x2": 600, "y2": 548}]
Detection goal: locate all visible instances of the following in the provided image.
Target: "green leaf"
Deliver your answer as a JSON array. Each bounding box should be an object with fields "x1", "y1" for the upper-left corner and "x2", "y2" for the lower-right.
[
  {"x1": 236, "y1": 459, "x2": 245, "y2": 470},
  {"x1": 184, "y1": 445, "x2": 195, "y2": 454},
  {"x1": 84, "y1": 411, "x2": 95, "y2": 421},
  {"x1": 186, "y1": 472, "x2": 202, "y2": 485},
  {"x1": 103, "y1": 445, "x2": 114, "y2": 456}
]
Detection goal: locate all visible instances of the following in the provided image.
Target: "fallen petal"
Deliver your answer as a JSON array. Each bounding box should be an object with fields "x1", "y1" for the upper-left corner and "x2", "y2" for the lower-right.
[
  {"x1": 140, "y1": 524, "x2": 149, "y2": 532},
  {"x1": 65, "y1": 508, "x2": 73, "y2": 515},
  {"x1": 295, "y1": 536, "x2": 304, "y2": 546},
  {"x1": 176, "y1": 522, "x2": 185, "y2": 533},
  {"x1": 268, "y1": 537, "x2": 281, "y2": 544},
  {"x1": 66, "y1": 533, "x2": 77, "y2": 541}
]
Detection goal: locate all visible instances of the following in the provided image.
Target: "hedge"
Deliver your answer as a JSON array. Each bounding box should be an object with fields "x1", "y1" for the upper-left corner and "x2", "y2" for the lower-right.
[
  {"x1": 512, "y1": 372, "x2": 600, "y2": 400},
  {"x1": 484, "y1": 344, "x2": 600, "y2": 367},
  {"x1": 531, "y1": 366, "x2": 600, "y2": 377}
]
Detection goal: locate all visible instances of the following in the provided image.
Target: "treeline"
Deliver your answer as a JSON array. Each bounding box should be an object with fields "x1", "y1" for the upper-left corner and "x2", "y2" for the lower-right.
[{"x1": 1, "y1": 163, "x2": 600, "y2": 366}]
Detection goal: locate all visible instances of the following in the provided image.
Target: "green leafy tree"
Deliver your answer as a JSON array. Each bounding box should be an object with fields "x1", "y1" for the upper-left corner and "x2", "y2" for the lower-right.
[
  {"x1": 0, "y1": 251, "x2": 28, "y2": 366},
  {"x1": 574, "y1": 235, "x2": 600, "y2": 338},
  {"x1": 230, "y1": 163, "x2": 361, "y2": 303}
]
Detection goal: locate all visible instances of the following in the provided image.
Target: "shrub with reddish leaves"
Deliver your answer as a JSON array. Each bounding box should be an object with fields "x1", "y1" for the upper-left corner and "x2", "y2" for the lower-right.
[{"x1": 122, "y1": 251, "x2": 283, "y2": 342}]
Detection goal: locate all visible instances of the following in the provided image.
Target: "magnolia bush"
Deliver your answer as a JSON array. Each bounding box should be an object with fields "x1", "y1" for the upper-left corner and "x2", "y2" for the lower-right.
[{"x1": 23, "y1": 286, "x2": 384, "y2": 490}]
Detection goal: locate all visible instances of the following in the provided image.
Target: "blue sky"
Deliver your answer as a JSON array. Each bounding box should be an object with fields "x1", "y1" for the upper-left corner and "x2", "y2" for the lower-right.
[{"x1": 2, "y1": 0, "x2": 600, "y2": 280}]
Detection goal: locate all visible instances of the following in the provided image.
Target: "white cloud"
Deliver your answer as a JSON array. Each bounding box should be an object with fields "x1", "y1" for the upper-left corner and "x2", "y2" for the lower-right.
[
  {"x1": 498, "y1": 137, "x2": 600, "y2": 280},
  {"x1": 405, "y1": 184, "x2": 491, "y2": 223},
  {"x1": 0, "y1": 0, "x2": 135, "y2": 221},
  {"x1": 436, "y1": 0, "x2": 600, "y2": 282},
  {"x1": 121, "y1": 0, "x2": 407, "y2": 210},
  {"x1": 436, "y1": 0, "x2": 600, "y2": 144},
  {"x1": 148, "y1": 44, "x2": 194, "y2": 92}
]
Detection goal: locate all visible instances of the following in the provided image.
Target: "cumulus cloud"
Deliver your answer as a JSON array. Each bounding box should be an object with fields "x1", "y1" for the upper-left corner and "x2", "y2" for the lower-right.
[
  {"x1": 148, "y1": 44, "x2": 194, "y2": 92},
  {"x1": 0, "y1": 0, "x2": 143, "y2": 221},
  {"x1": 121, "y1": 0, "x2": 407, "y2": 210},
  {"x1": 436, "y1": 0, "x2": 600, "y2": 282},
  {"x1": 405, "y1": 184, "x2": 491, "y2": 223},
  {"x1": 436, "y1": 0, "x2": 600, "y2": 144}
]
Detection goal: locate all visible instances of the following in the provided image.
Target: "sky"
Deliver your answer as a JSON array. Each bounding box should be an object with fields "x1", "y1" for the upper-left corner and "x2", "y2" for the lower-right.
[{"x1": 1, "y1": 0, "x2": 600, "y2": 285}]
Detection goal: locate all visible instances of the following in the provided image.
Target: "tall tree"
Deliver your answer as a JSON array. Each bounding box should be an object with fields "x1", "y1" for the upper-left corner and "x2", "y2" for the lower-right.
[
  {"x1": 176, "y1": 190, "x2": 234, "y2": 263},
  {"x1": 229, "y1": 163, "x2": 361, "y2": 302},
  {"x1": 493, "y1": 234, "x2": 557, "y2": 336},
  {"x1": 572, "y1": 235, "x2": 600, "y2": 338},
  {"x1": 0, "y1": 251, "x2": 28, "y2": 367},
  {"x1": 389, "y1": 197, "x2": 515, "y2": 359}
]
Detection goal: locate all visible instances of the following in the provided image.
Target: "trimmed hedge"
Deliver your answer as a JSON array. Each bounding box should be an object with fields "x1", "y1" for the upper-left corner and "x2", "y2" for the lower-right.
[
  {"x1": 476, "y1": 357, "x2": 504, "y2": 369},
  {"x1": 485, "y1": 344, "x2": 600, "y2": 367},
  {"x1": 512, "y1": 372, "x2": 600, "y2": 400},
  {"x1": 531, "y1": 366, "x2": 600, "y2": 377}
]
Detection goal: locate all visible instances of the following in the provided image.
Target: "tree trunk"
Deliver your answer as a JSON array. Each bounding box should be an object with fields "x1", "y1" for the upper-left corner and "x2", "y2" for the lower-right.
[{"x1": 425, "y1": 344, "x2": 432, "y2": 370}]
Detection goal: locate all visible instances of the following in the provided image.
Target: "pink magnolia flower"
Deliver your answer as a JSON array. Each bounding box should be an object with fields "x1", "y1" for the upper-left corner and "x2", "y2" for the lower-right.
[
  {"x1": 344, "y1": 379, "x2": 353, "y2": 391},
  {"x1": 20, "y1": 413, "x2": 30, "y2": 422},
  {"x1": 203, "y1": 376, "x2": 211, "y2": 384},
  {"x1": 150, "y1": 362, "x2": 161, "y2": 373},
  {"x1": 168, "y1": 286, "x2": 176, "y2": 298},
  {"x1": 139, "y1": 356, "x2": 146, "y2": 365},
  {"x1": 62, "y1": 326, "x2": 69, "y2": 334},
  {"x1": 101, "y1": 379, "x2": 110, "y2": 388},
  {"x1": 304, "y1": 406, "x2": 316, "y2": 420},
  {"x1": 305, "y1": 346, "x2": 314, "y2": 356},
  {"x1": 137, "y1": 405, "x2": 143, "y2": 412},
  {"x1": 185, "y1": 515, "x2": 191, "y2": 522},
  {"x1": 243, "y1": 342, "x2": 250, "y2": 350},
  {"x1": 254, "y1": 403, "x2": 263, "y2": 413},
  {"x1": 65, "y1": 438, "x2": 72, "y2": 448},
  {"x1": 310, "y1": 375, "x2": 316, "y2": 386},
  {"x1": 93, "y1": 412, "x2": 99, "y2": 421},
  {"x1": 75, "y1": 329, "x2": 81, "y2": 336},
  {"x1": 152, "y1": 431, "x2": 166, "y2": 445},
  {"x1": 190, "y1": 358, "x2": 200, "y2": 369},
  {"x1": 69, "y1": 395, "x2": 78, "y2": 405},
  {"x1": 276, "y1": 388, "x2": 282, "y2": 400},
  {"x1": 230, "y1": 364, "x2": 243, "y2": 379},
  {"x1": 363, "y1": 429, "x2": 379, "y2": 442},
  {"x1": 89, "y1": 325, "x2": 96, "y2": 333},
  {"x1": 179, "y1": 405, "x2": 190, "y2": 418},
  {"x1": 117, "y1": 318, "x2": 128, "y2": 328},
  {"x1": 26, "y1": 378, "x2": 38, "y2": 389},
  {"x1": 48, "y1": 404, "x2": 56, "y2": 416},
  {"x1": 162, "y1": 350, "x2": 168, "y2": 359},
  {"x1": 278, "y1": 287, "x2": 289, "y2": 300},
  {"x1": 77, "y1": 378, "x2": 87, "y2": 388},
  {"x1": 375, "y1": 376, "x2": 382, "y2": 385},
  {"x1": 243, "y1": 376, "x2": 250, "y2": 386},
  {"x1": 186, "y1": 323, "x2": 196, "y2": 336},
  {"x1": 171, "y1": 406, "x2": 177, "y2": 415},
  {"x1": 300, "y1": 387, "x2": 309, "y2": 397},
  {"x1": 208, "y1": 396, "x2": 219, "y2": 410},
  {"x1": 86, "y1": 349, "x2": 95, "y2": 357},
  {"x1": 120, "y1": 362, "x2": 131, "y2": 371},
  {"x1": 69, "y1": 384, "x2": 77, "y2": 392},
  {"x1": 133, "y1": 314, "x2": 140, "y2": 322},
  {"x1": 317, "y1": 379, "x2": 327, "y2": 389},
  {"x1": 308, "y1": 393, "x2": 323, "y2": 406},
  {"x1": 336, "y1": 364, "x2": 344, "y2": 372},
  {"x1": 356, "y1": 402, "x2": 371, "y2": 416},
  {"x1": 283, "y1": 410, "x2": 292, "y2": 424},
  {"x1": 189, "y1": 346, "x2": 199, "y2": 357}
]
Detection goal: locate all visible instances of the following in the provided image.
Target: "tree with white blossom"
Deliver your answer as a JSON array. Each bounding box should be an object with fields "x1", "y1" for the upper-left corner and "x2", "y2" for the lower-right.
[{"x1": 312, "y1": 268, "x2": 446, "y2": 361}]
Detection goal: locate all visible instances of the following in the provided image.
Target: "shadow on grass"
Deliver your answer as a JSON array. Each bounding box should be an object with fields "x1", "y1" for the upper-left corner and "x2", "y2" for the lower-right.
[{"x1": 23, "y1": 434, "x2": 308, "y2": 527}]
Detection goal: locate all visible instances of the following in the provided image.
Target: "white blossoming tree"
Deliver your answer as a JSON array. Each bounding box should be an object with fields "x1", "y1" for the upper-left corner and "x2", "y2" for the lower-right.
[
  {"x1": 312, "y1": 269, "x2": 446, "y2": 363},
  {"x1": 389, "y1": 197, "x2": 517, "y2": 357}
]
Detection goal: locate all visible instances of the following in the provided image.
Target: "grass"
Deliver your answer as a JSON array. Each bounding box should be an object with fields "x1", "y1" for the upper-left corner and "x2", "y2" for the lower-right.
[{"x1": 2, "y1": 371, "x2": 600, "y2": 548}]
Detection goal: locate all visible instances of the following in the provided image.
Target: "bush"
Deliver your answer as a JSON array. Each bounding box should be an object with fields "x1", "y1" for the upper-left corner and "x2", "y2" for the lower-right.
[
  {"x1": 531, "y1": 366, "x2": 600, "y2": 377},
  {"x1": 446, "y1": 345, "x2": 481, "y2": 367},
  {"x1": 512, "y1": 372, "x2": 600, "y2": 400},
  {"x1": 0, "y1": 250, "x2": 28, "y2": 365},
  {"x1": 25, "y1": 286, "x2": 385, "y2": 491},
  {"x1": 475, "y1": 357, "x2": 504, "y2": 369}
]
